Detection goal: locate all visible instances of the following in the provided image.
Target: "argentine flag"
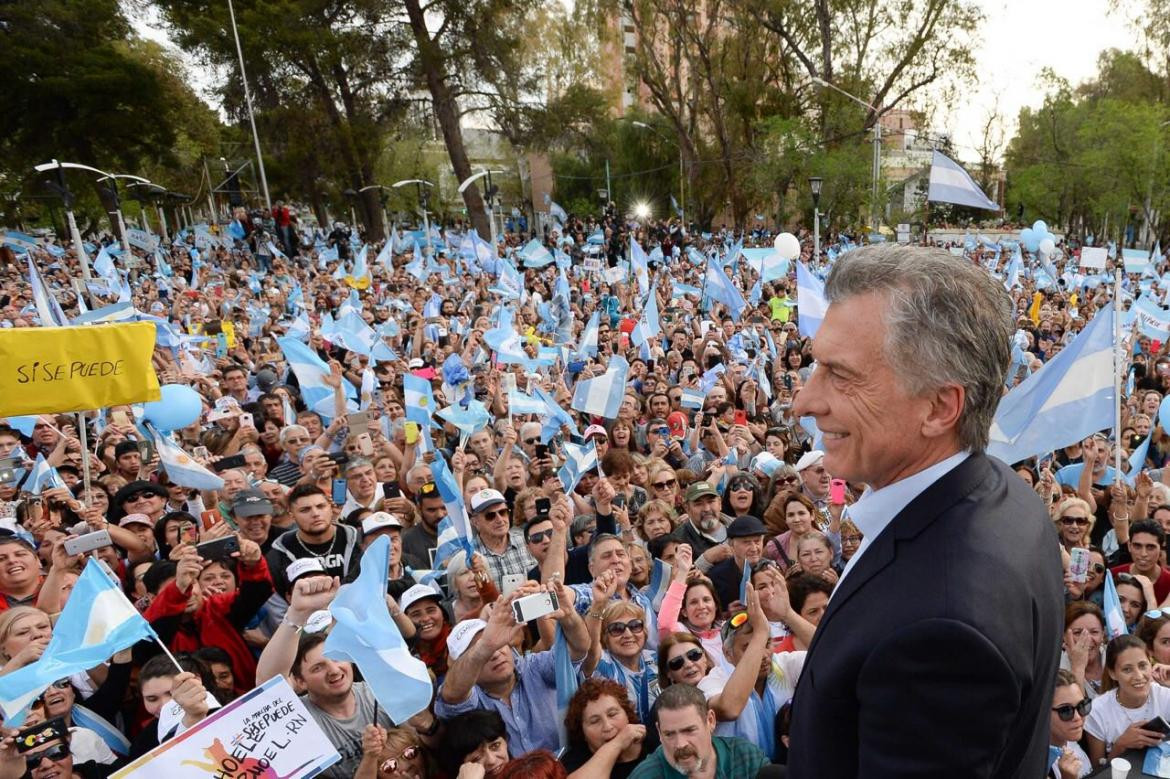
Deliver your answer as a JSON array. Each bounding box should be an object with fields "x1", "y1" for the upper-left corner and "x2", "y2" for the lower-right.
[
  {"x1": 1103, "y1": 571, "x2": 1128, "y2": 639},
  {"x1": 571, "y1": 355, "x2": 629, "y2": 419},
  {"x1": 152, "y1": 429, "x2": 225, "y2": 491},
  {"x1": 403, "y1": 373, "x2": 436, "y2": 427},
  {"x1": 324, "y1": 535, "x2": 433, "y2": 723},
  {"x1": 987, "y1": 307, "x2": 1115, "y2": 464},
  {"x1": 508, "y1": 388, "x2": 546, "y2": 416},
  {"x1": 26, "y1": 453, "x2": 65, "y2": 496},
  {"x1": 795, "y1": 261, "x2": 829, "y2": 338},
  {"x1": 558, "y1": 439, "x2": 598, "y2": 493},
  {"x1": 431, "y1": 456, "x2": 474, "y2": 567},
  {"x1": 535, "y1": 385, "x2": 579, "y2": 443},
  {"x1": 0, "y1": 560, "x2": 154, "y2": 724}
]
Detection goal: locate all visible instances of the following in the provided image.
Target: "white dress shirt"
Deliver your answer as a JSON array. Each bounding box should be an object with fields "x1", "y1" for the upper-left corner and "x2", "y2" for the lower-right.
[{"x1": 837, "y1": 451, "x2": 970, "y2": 588}]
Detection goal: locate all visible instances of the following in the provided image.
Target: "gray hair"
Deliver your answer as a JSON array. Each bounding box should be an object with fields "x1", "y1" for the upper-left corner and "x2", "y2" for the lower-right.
[
  {"x1": 823, "y1": 245, "x2": 1012, "y2": 453},
  {"x1": 344, "y1": 457, "x2": 374, "y2": 475},
  {"x1": 653, "y1": 679, "x2": 710, "y2": 724},
  {"x1": 278, "y1": 425, "x2": 309, "y2": 446}
]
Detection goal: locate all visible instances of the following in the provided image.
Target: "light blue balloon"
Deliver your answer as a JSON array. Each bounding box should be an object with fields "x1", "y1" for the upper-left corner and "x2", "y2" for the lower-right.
[
  {"x1": 1033, "y1": 220, "x2": 1047, "y2": 235},
  {"x1": 143, "y1": 384, "x2": 204, "y2": 432}
]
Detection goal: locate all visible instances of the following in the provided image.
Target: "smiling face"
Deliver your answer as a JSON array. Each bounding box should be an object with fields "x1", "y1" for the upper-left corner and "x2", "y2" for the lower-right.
[
  {"x1": 0, "y1": 543, "x2": 39, "y2": 593},
  {"x1": 785, "y1": 499, "x2": 814, "y2": 536},
  {"x1": 665, "y1": 642, "x2": 709, "y2": 686},
  {"x1": 793, "y1": 291, "x2": 960, "y2": 489},
  {"x1": 1112, "y1": 645, "x2": 1153, "y2": 701},
  {"x1": 1117, "y1": 582, "x2": 1145, "y2": 626},
  {"x1": 296, "y1": 644, "x2": 354, "y2": 701},
  {"x1": 603, "y1": 608, "x2": 646, "y2": 660},
  {"x1": 682, "y1": 584, "x2": 717, "y2": 630},
  {"x1": 405, "y1": 599, "x2": 445, "y2": 642}
]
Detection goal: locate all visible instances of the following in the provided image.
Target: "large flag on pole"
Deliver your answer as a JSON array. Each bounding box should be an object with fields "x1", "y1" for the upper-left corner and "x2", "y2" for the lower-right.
[
  {"x1": 927, "y1": 150, "x2": 1000, "y2": 211},
  {"x1": 26, "y1": 256, "x2": 69, "y2": 327},
  {"x1": 987, "y1": 307, "x2": 1115, "y2": 463}
]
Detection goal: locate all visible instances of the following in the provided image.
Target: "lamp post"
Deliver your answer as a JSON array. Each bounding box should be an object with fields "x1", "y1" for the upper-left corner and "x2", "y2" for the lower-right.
[
  {"x1": 225, "y1": 0, "x2": 271, "y2": 210},
  {"x1": 810, "y1": 77, "x2": 882, "y2": 235},
  {"x1": 128, "y1": 181, "x2": 170, "y2": 243},
  {"x1": 457, "y1": 170, "x2": 506, "y2": 245},
  {"x1": 632, "y1": 120, "x2": 685, "y2": 223},
  {"x1": 96, "y1": 173, "x2": 149, "y2": 253},
  {"x1": 809, "y1": 176, "x2": 823, "y2": 263},
  {"x1": 33, "y1": 160, "x2": 92, "y2": 281},
  {"x1": 392, "y1": 179, "x2": 434, "y2": 256}
]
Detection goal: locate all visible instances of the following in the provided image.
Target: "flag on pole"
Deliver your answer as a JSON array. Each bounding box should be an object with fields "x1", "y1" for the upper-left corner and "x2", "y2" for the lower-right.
[
  {"x1": 323, "y1": 535, "x2": 433, "y2": 723},
  {"x1": 430, "y1": 456, "x2": 474, "y2": 567},
  {"x1": 1103, "y1": 571, "x2": 1128, "y2": 639},
  {"x1": 403, "y1": 373, "x2": 436, "y2": 427},
  {"x1": 571, "y1": 356, "x2": 629, "y2": 419},
  {"x1": 576, "y1": 311, "x2": 600, "y2": 359},
  {"x1": 26, "y1": 257, "x2": 69, "y2": 327},
  {"x1": 549, "y1": 200, "x2": 568, "y2": 224},
  {"x1": 535, "y1": 385, "x2": 579, "y2": 443},
  {"x1": 679, "y1": 386, "x2": 706, "y2": 410},
  {"x1": 151, "y1": 430, "x2": 225, "y2": 491},
  {"x1": 703, "y1": 260, "x2": 746, "y2": 320},
  {"x1": 795, "y1": 261, "x2": 829, "y2": 338},
  {"x1": 25, "y1": 453, "x2": 65, "y2": 495},
  {"x1": 630, "y1": 237, "x2": 650, "y2": 296},
  {"x1": 553, "y1": 624, "x2": 579, "y2": 750},
  {"x1": 987, "y1": 307, "x2": 1115, "y2": 464},
  {"x1": 927, "y1": 150, "x2": 1001, "y2": 211},
  {"x1": 0, "y1": 560, "x2": 154, "y2": 724},
  {"x1": 508, "y1": 388, "x2": 546, "y2": 416}
]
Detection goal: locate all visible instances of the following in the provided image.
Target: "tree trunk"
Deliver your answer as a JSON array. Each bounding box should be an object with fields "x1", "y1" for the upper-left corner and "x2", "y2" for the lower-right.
[{"x1": 403, "y1": 0, "x2": 489, "y2": 238}]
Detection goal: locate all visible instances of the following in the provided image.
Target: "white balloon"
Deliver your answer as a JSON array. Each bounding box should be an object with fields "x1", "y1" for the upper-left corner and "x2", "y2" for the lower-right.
[
  {"x1": 1038, "y1": 238, "x2": 1056, "y2": 256},
  {"x1": 774, "y1": 232, "x2": 801, "y2": 261}
]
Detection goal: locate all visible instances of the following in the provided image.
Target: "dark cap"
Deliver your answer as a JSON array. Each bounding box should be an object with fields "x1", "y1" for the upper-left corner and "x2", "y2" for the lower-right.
[
  {"x1": 231, "y1": 487, "x2": 273, "y2": 517},
  {"x1": 256, "y1": 369, "x2": 278, "y2": 392},
  {"x1": 727, "y1": 515, "x2": 768, "y2": 539},
  {"x1": 684, "y1": 481, "x2": 718, "y2": 503},
  {"x1": 113, "y1": 480, "x2": 168, "y2": 507},
  {"x1": 114, "y1": 441, "x2": 140, "y2": 459}
]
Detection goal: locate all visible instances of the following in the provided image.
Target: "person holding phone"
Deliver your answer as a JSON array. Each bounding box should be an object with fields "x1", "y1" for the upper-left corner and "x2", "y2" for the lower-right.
[{"x1": 1085, "y1": 634, "x2": 1170, "y2": 764}]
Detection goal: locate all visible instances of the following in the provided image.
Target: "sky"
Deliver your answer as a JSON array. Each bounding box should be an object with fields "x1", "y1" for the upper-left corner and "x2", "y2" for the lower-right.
[
  {"x1": 134, "y1": 0, "x2": 1140, "y2": 166},
  {"x1": 943, "y1": 0, "x2": 1137, "y2": 161}
]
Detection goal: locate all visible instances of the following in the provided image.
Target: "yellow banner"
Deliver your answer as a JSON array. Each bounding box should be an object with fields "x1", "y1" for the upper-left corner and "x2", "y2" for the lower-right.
[{"x1": 0, "y1": 323, "x2": 161, "y2": 416}]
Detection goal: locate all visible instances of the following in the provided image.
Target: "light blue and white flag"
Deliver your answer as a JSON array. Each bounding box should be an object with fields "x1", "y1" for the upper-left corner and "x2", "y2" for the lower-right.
[
  {"x1": 508, "y1": 388, "x2": 546, "y2": 416},
  {"x1": 558, "y1": 439, "x2": 598, "y2": 493},
  {"x1": 151, "y1": 430, "x2": 225, "y2": 491},
  {"x1": 576, "y1": 311, "x2": 600, "y2": 358},
  {"x1": 437, "y1": 399, "x2": 491, "y2": 446},
  {"x1": 927, "y1": 150, "x2": 1000, "y2": 211},
  {"x1": 679, "y1": 386, "x2": 706, "y2": 410},
  {"x1": 987, "y1": 307, "x2": 1115, "y2": 463},
  {"x1": 535, "y1": 385, "x2": 579, "y2": 443},
  {"x1": 431, "y1": 456, "x2": 474, "y2": 567},
  {"x1": 553, "y1": 624, "x2": 579, "y2": 750},
  {"x1": 704, "y1": 259, "x2": 746, "y2": 320},
  {"x1": 26, "y1": 257, "x2": 69, "y2": 327},
  {"x1": 324, "y1": 535, "x2": 433, "y2": 722},
  {"x1": 0, "y1": 560, "x2": 154, "y2": 724},
  {"x1": 571, "y1": 355, "x2": 629, "y2": 419},
  {"x1": 277, "y1": 336, "x2": 353, "y2": 420},
  {"x1": 631, "y1": 285, "x2": 660, "y2": 350},
  {"x1": 795, "y1": 261, "x2": 828, "y2": 338},
  {"x1": 26, "y1": 453, "x2": 65, "y2": 495},
  {"x1": 403, "y1": 373, "x2": 436, "y2": 427},
  {"x1": 630, "y1": 237, "x2": 650, "y2": 295},
  {"x1": 1103, "y1": 570, "x2": 1128, "y2": 639},
  {"x1": 549, "y1": 200, "x2": 568, "y2": 224}
]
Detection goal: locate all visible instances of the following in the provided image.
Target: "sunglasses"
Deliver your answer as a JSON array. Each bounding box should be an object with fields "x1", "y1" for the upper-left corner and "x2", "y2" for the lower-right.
[
  {"x1": 1051, "y1": 698, "x2": 1091, "y2": 722},
  {"x1": 778, "y1": 476, "x2": 800, "y2": 485},
  {"x1": 126, "y1": 491, "x2": 156, "y2": 503},
  {"x1": 482, "y1": 508, "x2": 509, "y2": 521},
  {"x1": 652, "y1": 479, "x2": 677, "y2": 490},
  {"x1": 667, "y1": 647, "x2": 705, "y2": 671},
  {"x1": 25, "y1": 745, "x2": 69, "y2": 768},
  {"x1": 1060, "y1": 517, "x2": 1089, "y2": 527},
  {"x1": 728, "y1": 481, "x2": 754, "y2": 492},
  {"x1": 523, "y1": 438, "x2": 540, "y2": 445},
  {"x1": 379, "y1": 745, "x2": 420, "y2": 773},
  {"x1": 1147, "y1": 609, "x2": 1170, "y2": 620},
  {"x1": 1091, "y1": 563, "x2": 1106, "y2": 574},
  {"x1": 605, "y1": 619, "x2": 645, "y2": 637},
  {"x1": 527, "y1": 529, "x2": 553, "y2": 544}
]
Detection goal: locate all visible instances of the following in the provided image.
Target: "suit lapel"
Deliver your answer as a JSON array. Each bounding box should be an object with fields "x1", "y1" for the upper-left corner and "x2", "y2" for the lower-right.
[{"x1": 808, "y1": 454, "x2": 995, "y2": 654}]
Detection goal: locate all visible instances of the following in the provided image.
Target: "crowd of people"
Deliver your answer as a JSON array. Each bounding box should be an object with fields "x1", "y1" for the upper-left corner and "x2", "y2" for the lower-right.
[{"x1": 0, "y1": 205, "x2": 1157, "y2": 778}]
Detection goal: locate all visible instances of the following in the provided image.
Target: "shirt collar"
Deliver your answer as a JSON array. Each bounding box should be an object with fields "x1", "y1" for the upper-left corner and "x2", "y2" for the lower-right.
[{"x1": 847, "y1": 451, "x2": 970, "y2": 543}]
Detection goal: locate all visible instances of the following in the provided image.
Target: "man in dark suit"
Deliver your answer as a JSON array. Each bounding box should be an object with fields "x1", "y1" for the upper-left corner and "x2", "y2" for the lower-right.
[{"x1": 786, "y1": 245, "x2": 1064, "y2": 778}]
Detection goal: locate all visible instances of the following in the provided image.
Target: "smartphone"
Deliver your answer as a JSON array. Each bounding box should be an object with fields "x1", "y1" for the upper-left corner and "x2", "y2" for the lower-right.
[
  {"x1": 327, "y1": 452, "x2": 350, "y2": 467},
  {"x1": 347, "y1": 411, "x2": 370, "y2": 436},
  {"x1": 63, "y1": 530, "x2": 113, "y2": 556},
  {"x1": 512, "y1": 589, "x2": 560, "y2": 623},
  {"x1": 613, "y1": 493, "x2": 626, "y2": 509},
  {"x1": 332, "y1": 478, "x2": 348, "y2": 505},
  {"x1": 193, "y1": 446, "x2": 210, "y2": 460},
  {"x1": 647, "y1": 359, "x2": 656, "y2": 372},
  {"x1": 196, "y1": 535, "x2": 240, "y2": 560},
  {"x1": 1143, "y1": 716, "x2": 1170, "y2": 736},
  {"x1": 15, "y1": 718, "x2": 67, "y2": 753},
  {"x1": 404, "y1": 421, "x2": 419, "y2": 446},
  {"x1": 829, "y1": 479, "x2": 847, "y2": 505},
  {"x1": 356, "y1": 432, "x2": 374, "y2": 457},
  {"x1": 200, "y1": 509, "x2": 225, "y2": 533},
  {"x1": 535, "y1": 497, "x2": 551, "y2": 517},
  {"x1": 501, "y1": 574, "x2": 526, "y2": 597},
  {"x1": 383, "y1": 482, "x2": 402, "y2": 499},
  {"x1": 239, "y1": 412, "x2": 254, "y2": 428},
  {"x1": 535, "y1": 444, "x2": 549, "y2": 460},
  {"x1": 0, "y1": 458, "x2": 19, "y2": 485},
  {"x1": 1069, "y1": 547, "x2": 1091, "y2": 583},
  {"x1": 136, "y1": 439, "x2": 155, "y2": 463},
  {"x1": 111, "y1": 410, "x2": 131, "y2": 428},
  {"x1": 212, "y1": 454, "x2": 247, "y2": 472},
  {"x1": 179, "y1": 522, "x2": 198, "y2": 545},
  {"x1": 734, "y1": 410, "x2": 748, "y2": 426}
]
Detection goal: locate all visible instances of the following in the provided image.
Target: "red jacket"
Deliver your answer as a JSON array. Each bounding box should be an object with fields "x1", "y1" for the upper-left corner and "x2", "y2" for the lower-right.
[{"x1": 145, "y1": 559, "x2": 273, "y2": 693}]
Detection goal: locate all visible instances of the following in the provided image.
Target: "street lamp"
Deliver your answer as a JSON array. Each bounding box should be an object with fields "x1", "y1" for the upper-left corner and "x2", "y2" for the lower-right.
[
  {"x1": 632, "y1": 120, "x2": 685, "y2": 223},
  {"x1": 392, "y1": 179, "x2": 435, "y2": 256},
  {"x1": 225, "y1": 0, "x2": 271, "y2": 210},
  {"x1": 458, "y1": 170, "x2": 506, "y2": 244},
  {"x1": 810, "y1": 76, "x2": 882, "y2": 235},
  {"x1": 96, "y1": 173, "x2": 149, "y2": 253},
  {"x1": 33, "y1": 160, "x2": 92, "y2": 280},
  {"x1": 808, "y1": 176, "x2": 823, "y2": 263},
  {"x1": 128, "y1": 181, "x2": 170, "y2": 243}
]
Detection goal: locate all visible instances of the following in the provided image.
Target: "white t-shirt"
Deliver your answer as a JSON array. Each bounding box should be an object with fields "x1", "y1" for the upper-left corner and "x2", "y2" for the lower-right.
[{"x1": 1084, "y1": 683, "x2": 1170, "y2": 751}]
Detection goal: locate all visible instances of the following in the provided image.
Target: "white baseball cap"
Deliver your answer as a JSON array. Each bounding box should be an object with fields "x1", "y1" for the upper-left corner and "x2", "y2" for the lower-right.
[
  {"x1": 469, "y1": 488, "x2": 507, "y2": 515},
  {"x1": 400, "y1": 582, "x2": 444, "y2": 612},
  {"x1": 361, "y1": 512, "x2": 403, "y2": 536},
  {"x1": 286, "y1": 558, "x2": 327, "y2": 585},
  {"x1": 446, "y1": 618, "x2": 487, "y2": 660},
  {"x1": 795, "y1": 450, "x2": 825, "y2": 472}
]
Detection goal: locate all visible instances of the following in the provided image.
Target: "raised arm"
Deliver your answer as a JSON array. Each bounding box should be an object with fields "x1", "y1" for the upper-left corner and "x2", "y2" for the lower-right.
[
  {"x1": 255, "y1": 576, "x2": 339, "y2": 684},
  {"x1": 708, "y1": 584, "x2": 769, "y2": 721}
]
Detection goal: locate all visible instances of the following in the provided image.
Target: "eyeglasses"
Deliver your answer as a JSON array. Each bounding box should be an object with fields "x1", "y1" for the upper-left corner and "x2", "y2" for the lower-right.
[
  {"x1": 25, "y1": 745, "x2": 69, "y2": 768},
  {"x1": 728, "y1": 611, "x2": 749, "y2": 631},
  {"x1": 605, "y1": 619, "x2": 645, "y2": 637},
  {"x1": 778, "y1": 476, "x2": 800, "y2": 485},
  {"x1": 482, "y1": 508, "x2": 509, "y2": 520},
  {"x1": 728, "y1": 481, "x2": 754, "y2": 493},
  {"x1": 667, "y1": 647, "x2": 705, "y2": 671},
  {"x1": 652, "y1": 479, "x2": 677, "y2": 490},
  {"x1": 1060, "y1": 516, "x2": 1089, "y2": 527},
  {"x1": 379, "y1": 746, "x2": 420, "y2": 773},
  {"x1": 49, "y1": 680, "x2": 70, "y2": 690},
  {"x1": 841, "y1": 535, "x2": 862, "y2": 544},
  {"x1": 527, "y1": 530, "x2": 553, "y2": 544},
  {"x1": 1118, "y1": 572, "x2": 1139, "y2": 585},
  {"x1": 1051, "y1": 698, "x2": 1092, "y2": 722}
]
